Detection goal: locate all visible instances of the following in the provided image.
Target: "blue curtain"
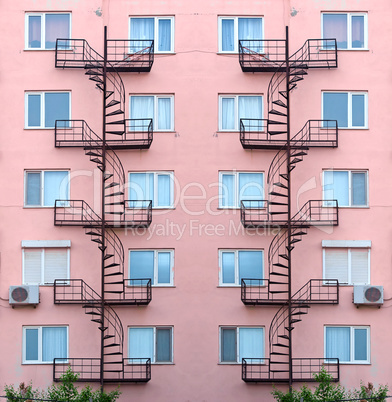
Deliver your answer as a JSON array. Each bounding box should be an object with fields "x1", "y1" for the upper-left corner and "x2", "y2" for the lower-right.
[
  {"x1": 221, "y1": 174, "x2": 234, "y2": 207},
  {"x1": 158, "y1": 19, "x2": 171, "y2": 51},
  {"x1": 354, "y1": 329, "x2": 367, "y2": 361},
  {"x1": 130, "y1": 251, "x2": 154, "y2": 282},
  {"x1": 28, "y1": 94, "x2": 41, "y2": 127},
  {"x1": 323, "y1": 171, "x2": 349, "y2": 207},
  {"x1": 239, "y1": 328, "x2": 264, "y2": 361},
  {"x1": 352, "y1": 172, "x2": 366, "y2": 206},
  {"x1": 26, "y1": 172, "x2": 41, "y2": 206},
  {"x1": 221, "y1": 252, "x2": 235, "y2": 284},
  {"x1": 157, "y1": 98, "x2": 171, "y2": 130},
  {"x1": 221, "y1": 328, "x2": 236, "y2": 362},
  {"x1": 157, "y1": 174, "x2": 171, "y2": 206},
  {"x1": 156, "y1": 328, "x2": 171, "y2": 362},
  {"x1": 326, "y1": 327, "x2": 350, "y2": 362},
  {"x1": 239, "y1": 251, "x2": 263, "y2": 282},
  {"x1": 44, "y1": 171, "x2": 69, "y2": 207},
  {"x1": 239, "y1": 173, "x2": 263, "y2": 206},
  {"x1": 26, "y1": 328, "x2": 39, "y2": 361},
  {"x1": 45, "y1": 92, "x2": 70, "y2": 128},
  {"x1": 45, "y1": 14, "x2": 70, "y2": 49},
  {"x1": 129, "y1": 328, "x2": 154, "y2": 360},
  {"x1": 221, "y1": 19, "x2": 234, "y2": 51},
  {"x1": 323, "y1": 14, "x2": 347, "y2": 49},
  {"x1": 157, "y1": 252, "x2": 171, "y2": 284},
  {"x1": 42, "y1": 327, "x2": 67, "y2": 362},
  {"x1": 352, "y1": 94, "x2": 365, "y2": 127},
  {"x1": 221, "y1": 98, "x2": 235, "y2": 130},
  {"x1": 130, "y1": 96, "x2": 154, "y2": 131},
  {"x1": 323, "y1": 92, "x2": 348, "y2": 128}
]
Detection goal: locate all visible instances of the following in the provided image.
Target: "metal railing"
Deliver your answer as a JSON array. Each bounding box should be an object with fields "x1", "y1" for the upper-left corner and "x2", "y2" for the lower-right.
[{"x1": 290, "y1": 38, "x2": 338, "y2": 69}]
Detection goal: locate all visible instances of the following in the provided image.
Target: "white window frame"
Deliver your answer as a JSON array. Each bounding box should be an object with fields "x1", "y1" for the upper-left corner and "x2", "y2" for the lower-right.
[
  {"x1": 129, "y1": 17, "x2": 175, "y2": 53},
  {"x1": 22, "y1": 241, "x2": 71, "y2": 286},
  {"x1": 324, "y1": 326, "x2": 370, "y2": 364},
  {"x1": 128, "y1": 326, "x2": 173, "y2": 364},
  {"x1": 321, "y1": 12, "x2": 368, "y2": 50},
  {"x1": 24, "y1": 170, "x2": 71, "y2": 208},
  {"x1": 219, "y1": 326, "x2": 265, "y2": 364},
  {"x1": 129, "y1": 249, "x2": 174, "y2": 286},
  {"x1": 25, "y1": 91, "x2": 72, "y2": 129},
  {"x1": 22, "y1": 326, "x2": 69, "y2": 364},
  {"x1": 218, "y1": 94, "x2": 264, "y2": 131},
  {"x1": 322, "y1": 244, "x2": 370, "y2": 286},
  {"x1": 25, "y1": 12, "x2": 72, "y2": 51},
  {"x1": 218, "y1": 16, "x2": 264, "y2": 53},
  {"x1": 128, "y1": 171, "x2": 174, "y2": 209},
  {"x1": 322, "y1": 170, "x2": 369, "y2": 208},
  {"x1": 321, "y1": 91, "x2": 368, "y2": 129},
  {"x1": 129, "y1": 95, "x2": 174, "y2": 132},
  {"x1": 219, "y1": 249, "x2": 264, "y2": 286},
  {"x1": 219, "y1": 171, "x2": 264, "y2": 208}
]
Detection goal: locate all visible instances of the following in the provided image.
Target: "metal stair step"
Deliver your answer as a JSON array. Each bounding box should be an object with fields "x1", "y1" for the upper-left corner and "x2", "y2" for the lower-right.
[
  {"x1": 278, "y1": 334, "x2": 290, "y2": 339},
  {"x1": 106, "y1": 119, "x2": 125, "y2": 125},
  {"x1": 104, "y1": 272, "x2": 123, "y2": 277},
  {"x1": 268, "y1": 119, "x2": 286, "y2": 125},
  {"x1": 103, "y1": 254, "x2": 114, "y2": 260},
  {"x1": 279, "y1": 254, "x2": 289, "y2": 260},
  {"x1": 86, "y1": 231, "x2": 101, "y2": 236},
  {"x1": 291, "y1": 318, "x2": 302, "y2": 324},
  {"x1": 104, "y1": 262, "x2": 120, "y2": 269},
  {"x1": 106, "y1": 130, "x2": 125, "y2": 135},
  {"x1": 106, "y1": 109, "x2": 123, "y2": 117},
  {"x1": 269, "y1": 201, "x2": 287, "y2": 206},
  {"x1": 105, "y1": 202, "x2": 125, "y2": 206},
  {"x1": 269, "y1": 109, "x2": 287, "y2": 117},
  {"x1": 104, "y1": 173, "x2": 113, "y2": 180},
  {"x1": 85, "y1": 69, "x2": 103, "y2": 76},
  {"x1": 106, "y1": 99, "x2": 121, "y2": 107},
  {"x1": 105, "y1": 211, "x2": 124, "y2": 215},
  {"x1": 273, "y1": 263, "x2": 288, "y2": 269},
  {"x1": 92, "y1": 238, "x2": 103, "y2": 244},
  {"x1": 269, "y1": 211, "x2": 288, "y2": 215},
  {"x1": 269, "y1": 130, "x2": 287, "y2": 135},
  {"x1": 280, "y1": 173, "x2": 289, "y2": 181},
  {"x1": 104, "y1": 343, "x2": 121, "y2": 348},
  {"x1": 105, "y1": 191, "x2": 124, "y2": 197},
  {"x1": 98, "y1": 326, "x2": 108, "y2": 332},
  {"x1": 290, "y1": 69, "x2": 308, "y2": 76},
  {"x1": 278, "y1": 91, "x2": 288, "y2": 99},
  {"x1": 105, "y1": 182, "x2": 120, "y2": 189},
  {"x1": 105, "y1": 91, "x2": 114, "y2": 99},
  {"x1": 270, "y1": 272, "x2": 289, "y2": 277},
  {"x1": 269, "y1": 191, "x2": 288, "y2": 198},
  {"x1": 273, "y1": 182, "x2": 288, "y2": 189},
  {"x1": 289, "y1": 76, "x2": 304, "y2": 84},
  {"x1": 272, "y1": 99, "x2": 287, "y2": 108},
  {"x1": 273, "y1": 343, "x2": 289, "y2": 348}
]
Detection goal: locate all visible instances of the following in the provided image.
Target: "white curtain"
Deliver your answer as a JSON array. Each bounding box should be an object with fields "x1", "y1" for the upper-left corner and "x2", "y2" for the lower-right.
[
  {"x1": 325, "y1": 327, "x2": 350, "y2": 362},
  {"x1": 221, "y1": 174, "x2": 234, "y2": 207},
  {"x1": 130, "y1": 18, "x2": 154, "y2": 39},
  {"x1": 157, "y1": 252, "x2": 171, "y2": 284},
  {"x1": 45, "y1": 14, "x2": 70, "y2": 49},
  {"x1": 238, "y1": 18, "x2": 262, "y2": 51},
  {"x1": 239, "y1": 172, "x2": 263, "y2": 207},
  {"x1": 221, "y1": 19, "x2": 234, "y2": 51},
  {"x1": 221, "y1": 252, "x2": 235, "y2": 284},
  {"x1": 351, "y1": 16, "x2": 364, "y2": 48},
  {"x1": 239, "y1": 328, "x2": 263, "y2": 362},
  {"x1": 130, "y1": 96, "x2": 154, "y2": 131},
  {"x1": 42, "y1": 327, "x2": 67, "y2": 362},
  {"x1": 44, "y1": 171, "x2": 69, "y2": 207},
  {"x1": 323, "y1": 171, "x2": 349, "y2": 207},
  {"x1": 129, "y1": 328, "x2": 154, "y2": 361},
  {"x1": 158, "y1": 19, "x2": 171, "y2": 51},
  {"x1": 323, "y1": 14, "x2": 347, "y2": 48},
  {"x1": 129, "y1": 173, "x2": 153, "y2": 206},
  {"x1": 157, "y1": 98, "x2": 171, "y2": 130},
  {"x1": 28, "y1": 16, "x2": 41, "y2": 48},
  {"x1": 157, "y1": 174, "x2": 171, "y2": 206},
  {"x1": 239, "y1": 96, "x2": 262, "y2": 131},
  {"x1": 221, "y1": 98, "x2": 235, "y2": 130}
]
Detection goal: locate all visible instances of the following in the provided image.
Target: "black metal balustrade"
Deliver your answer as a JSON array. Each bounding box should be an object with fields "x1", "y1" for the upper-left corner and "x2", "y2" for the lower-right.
[{"x1": 242, "y1": 358, "x2": 339, "y2": 383}]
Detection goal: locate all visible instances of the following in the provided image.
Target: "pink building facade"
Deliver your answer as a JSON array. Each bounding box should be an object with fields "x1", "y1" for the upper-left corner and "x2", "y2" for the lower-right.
[{"x1": 1, "y1": 0, "x2": 391, "y2": 400}]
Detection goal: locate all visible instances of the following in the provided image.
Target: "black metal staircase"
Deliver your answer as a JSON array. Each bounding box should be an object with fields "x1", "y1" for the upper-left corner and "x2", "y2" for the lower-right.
[
  {"x1": 239, "y1": 29, "x2": 340, "y2": 385},
  {"x1": 52, "y1": 28, "x2": 154, "y2": 384}
]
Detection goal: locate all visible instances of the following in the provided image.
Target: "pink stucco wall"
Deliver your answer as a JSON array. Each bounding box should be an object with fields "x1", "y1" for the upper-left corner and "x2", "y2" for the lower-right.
[{"x1": 0, "y1": 0, "x2": 391, "y2": 400}]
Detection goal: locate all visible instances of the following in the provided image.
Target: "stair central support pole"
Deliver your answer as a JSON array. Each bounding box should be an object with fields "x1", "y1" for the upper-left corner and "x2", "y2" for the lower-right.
[
  {"x1": 285, "y1": 25, "x2": 293, "y2": 391},
  {"x1": 100, "y1": 25, "x2": 108, "y2": 391}
]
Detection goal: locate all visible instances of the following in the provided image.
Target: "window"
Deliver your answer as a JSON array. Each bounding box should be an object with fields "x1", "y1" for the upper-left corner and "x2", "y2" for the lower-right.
[
  {"x1": 25, "y1": 13, "x2": 71, "y2": 50},
  {"x1": 323, "y1": 170, "x2": 368, "y2": 207},
  {"x1": 218, "y1": 17, "x2": 263, "y2": 53},
  {"x1": 219, "y1": 172, "x2": 264, "y2": 208},
  {"x1": 130, "y1": 95, "x2": 174, "y2": 131},
  {"x1": 23, "y1": 326, "x2": 68, "y2": 364},
  {"x1": 129, "y1": 250, "x2": 174, "y2": 286},
  {"x1": 325, "y1": 326, "x2": 369, "y2": 364},
  {"x1": 128, "y1": 327, "x2": 173, "y2": 363},
  {"x1": 220, "y1": 327, "x2": 264, "y2": 363},
  {"x1": 219, "y1": 250, "x2": 263, "y2": 286},
  {"x1": 323, "y1": 242, "x2": 370, "y2": 285},
  {"x1": 219, "y1": 95, "x2": 263, "y2": 131},
  {"x1": 22, "y1": 241, "x2": 70, "y2": 285},
  {"x1": 322, "y1": 92, "x2": 367, "y2": 129},
  {"x1": 129, "y1": 17, "x2": 174, "y2": 53},
  {"x1": 129, "y1": 172, "x2": 174, "y2": 208},
  {"x1": 25, "y1": 92, "x2": 71, "y2": 129},
  {"x1": 322, "y1": 13, "x2": 367, "y2": 50},
  {"x1": 25, "y1": 170, "x2": 70, "y2": 207}
]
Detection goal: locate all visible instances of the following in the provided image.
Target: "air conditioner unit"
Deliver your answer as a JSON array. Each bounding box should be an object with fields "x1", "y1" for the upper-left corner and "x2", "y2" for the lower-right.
[
  {"x1": 9, "y1": 285, "x2": 39, "y2": 306},
  {"x1": 353, "y1": 285, "x2": 383, "y2": 306}
]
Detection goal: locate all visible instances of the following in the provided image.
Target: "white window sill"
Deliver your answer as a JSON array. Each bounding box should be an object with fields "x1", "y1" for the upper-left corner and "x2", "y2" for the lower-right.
[
  {"x1": 218, "y1": 361, "x2": 266, "y2": 365},
  {"x1": 24, "y1": 206, "x2": 55, "y2": 209},
  {"x1": 24, "y1": 127, "x2": 57, "y2": 130},
  {"x1": 217, "y1": 285, "x2": 266, "y2": 288},
  {"x1": 23, "y1": 361, "x2": 68, "y2": 365},
  {"x1": 125, "y1": 362, "x2": 174, "y2": 365}
]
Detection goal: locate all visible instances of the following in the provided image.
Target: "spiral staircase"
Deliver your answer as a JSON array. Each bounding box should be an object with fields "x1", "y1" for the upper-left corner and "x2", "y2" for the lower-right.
[{"x1": 239, "y1": 29, "x2": 341, "y2": 384}]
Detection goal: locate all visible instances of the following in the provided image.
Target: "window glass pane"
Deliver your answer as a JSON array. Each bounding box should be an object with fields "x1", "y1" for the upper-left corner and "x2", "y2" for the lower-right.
[
  {"x1": 323, "y1": 171, "x2": 349, "y2": 207},
  {"x1": 323, "y1": 14, "x2": 347, "y2": 49},
  {"x1": 221, "y1": 98, "x2": 235, "y2": 130},
  {"x1": 45, "y1": 14, "x2": 70, "y2": 49},
  {"x1": 28, "y1": 16, "x2": 41, "y2": 48},
  {"x1": 158, "y1": 19, "x2": 171, "y2": 51},
  {"x1": 239, "y1": 328, "x2": 263, "y2": 361},
  {"x1": 130, "y1": 18, "x2": 154, "y2": 40},
  {"x1": 221, "y1": 328, "x2": 236, "y2": 362},
  {"x1": 351, "y1": 249, "x2": 369, "y2": 284},
  {"x1": 24, "y1": 250, "x2": 42, "y2": 284},
  {"x1": 130, "y1": 96, "x2": 154, "y2": 131},
  {"x1": 239, "y1": 173, "x2": 263, "y2": 206},
  {"x1": 221, "y1": 19, "x2": 234, "y2": 51},
  {"x1": 352, "y1": 172, "x2": 366, "y2": 206},
  {"x1": 221, "y1": 174, "x2": 235, "y2": 207},
  {"x1": 45, "y1": 249, "x2": 68, "y2": 284},
  {"x1": 45, "y1": 93, "x2": 69, "y2": 128},
  {"x1": 323, "y1": 93, "x2": 348, "y2": 128},
  {"x1": 42, "y1": 327, "x2": 67, "y2": 362},
  {"x1": 324, "y1": 249, "x2": 349, "y2": 284},
  {"x1": 351, "y1": 16, "x2": 364, "y2": 48},
  {"x1": 129, "y1": 328, "x2": 154, "y2": 360},
  {"x1": 156, "y1": 328, "x2": 172, "y2": 362},
  {"x1": 130, "y1": 173, "x2": 148, "y2": 204},
  {"x1": 325, "y1": 327, "x2": 350, "y2": 362},
  {"x1": 239, "y1": 251, "x2": 263, "y2": 282},
  {"x1": 238, "y1": 96, "x2": 262, "y2": 130},
  {"x1": 221, "y1": 252, "x2": 235, "y2": 284},
  {"x1": 157, "y1": 174, "x2": 171, "y2": 206},
  {"x1": 26, "y1": 328, "x2": 39, "y2": 361},
  {"x1": 44, "y1": 171, "x2": 69, "y2": 207},
  {"x1": 238, "y1": 18, "x2": 262, "y2": 50},
  {"x1": 354, "y1": 329, "x2": 368, "y2": 361},
  {"x1": 157, "y1": 98, "x2": 171, "y2": 130},
  {"x1": 28, "y1": 94, "x2": 41, "y2": 127},
  {"x1": 157, "y1": 252, "x2": 171, "y2": 284},
  {"x1": 26, "y1": 172, "x2": 41, "y2": 206},
  {"x1": 352, "y1": 94, "x2": 365, "y2": 127},
  {"x1": 130, "y1": 251, "x2": 154, "y2": 282}
]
